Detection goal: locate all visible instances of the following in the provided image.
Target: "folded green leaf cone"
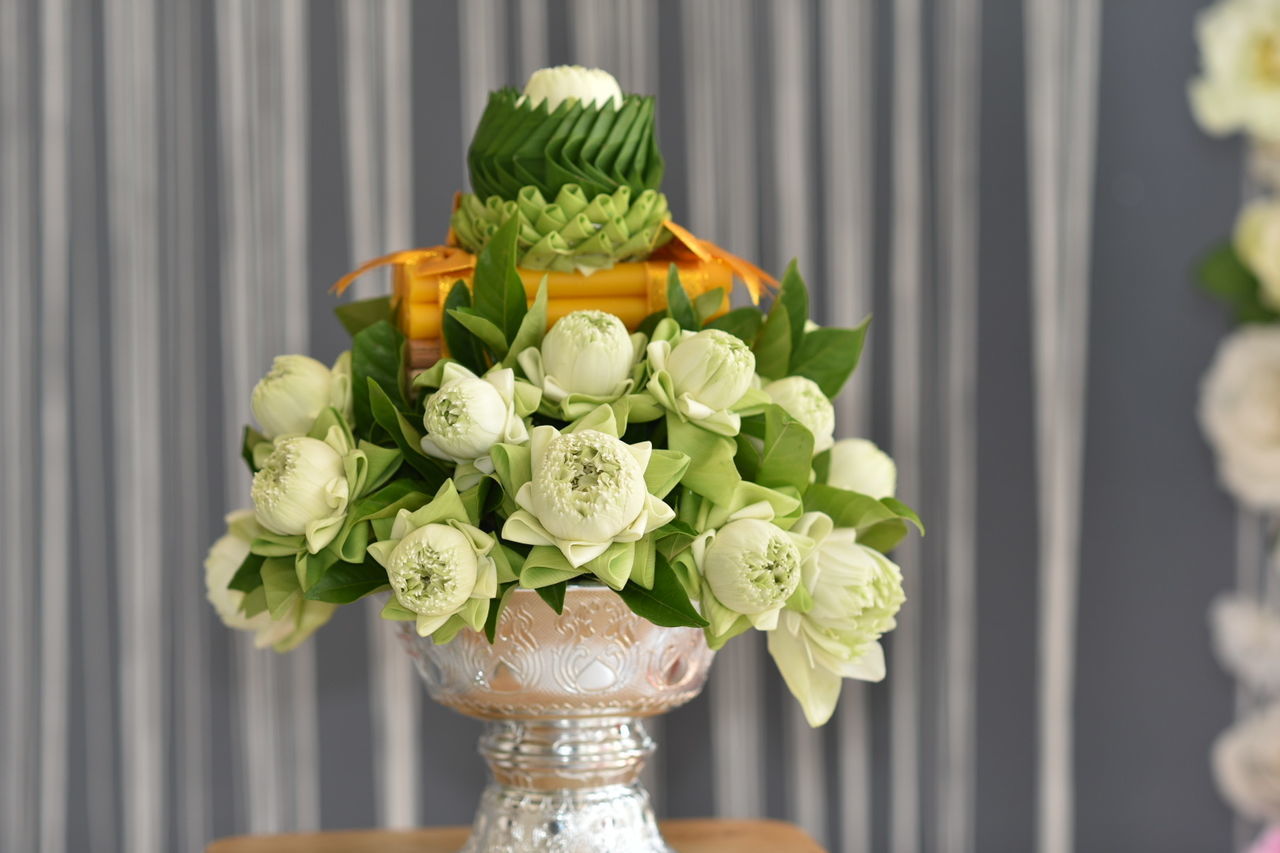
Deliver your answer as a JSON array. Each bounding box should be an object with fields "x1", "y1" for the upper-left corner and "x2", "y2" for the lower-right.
[
  {"x1": 452, "y1": 183, "x2": 673, "y2": 272},
  {"x1": 467, "y1": 88, "x2": 665, "y2": 202}
]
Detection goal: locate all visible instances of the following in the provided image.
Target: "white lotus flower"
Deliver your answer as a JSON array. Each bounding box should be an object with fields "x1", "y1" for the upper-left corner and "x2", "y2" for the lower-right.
[
  {"x1": 520, "y1": 65, "x2": 624, "y2": 112},
  {"x1": 1189, "y1": 0, "x2": 1280, "y2": 141},
  {"x1": 1200, "y1": 326, "x2": 1280, "y2": 508},
  {"x1": 329, "y1": 350, "x2": 354, "y2": 424},
  {"x1": 518, "y1": 310, "x2": 642, "y2": 405},
  {"x1": 421, "y1": 365, "x2": 528, "y2": 464},
  {"x1": 1214, "y1": 702, "x2": 1280, "y2": 822},
  {"x1": 767, "y1": 512, "x2": 905, "y2": 726},
  {"x1": 251, "y1": 354, "x2": 336, "y2": 438},
  {"x1": 367, "y1": 507, "x2": 499, "y2": 638},
  {"x1": 646, "y1": 327, "x2": 757, "y2": 434},
  {"x1": 1238, "y1": 198, "x2": 1280, "y2": 308},
  {"x1": 502, "y1": 426, "x2": 675, "y2": 567},
  {"x1": 203, "y1": 510, "x2": 335, "y2": 650},
  {"x1": 251, "y1": 434, "x2": 350, "y2": 552},
  {"x1": 764, "y1": 376, "x2": 836, "y2": 453},
  {"x1": 1211, "y1": 593, "x2": 1280, "y2": 695},
  {"x1": 827, "y1": 438, "x2": 897, "y2": 499}
]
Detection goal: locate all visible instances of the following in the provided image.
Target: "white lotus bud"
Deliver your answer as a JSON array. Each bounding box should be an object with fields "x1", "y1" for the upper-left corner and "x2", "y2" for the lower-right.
[
  {"x1": 251, "y1": 354, "x2": 334, "y2": 437},
  {"x1": 666, "y1": 329, "x2": 756, "y2": 412},
  {"x1": 765, "y1": 376, "x2": 835, "y2": 452},
  {"x1": 703, "y1": 518, "x2": 802, "y2": 615},
  {"x1": 529, "y1": 429, "x2": 648, "y2": 542},
  {"x1": 422, "y1": 376, "x2": 512, "y2": 461},
  {"x1": 204, "y1": 510, "x2": 261, "y2": 631},
  {"x1": 384, "y1": 523, "x2": 479, "y2": 617},
  {"x1": 251, "y1": 436, "x2": 349, "y2": 536},
  {"x1": 541, "y1": 310, "x2": 635, "y2": 398},
  {"x1": 329, "y1": 351, "x2": 354, "y2": 423},
  {"x1": 521, "y1": 65, "x2": 623, "y2": 112},
  {"x1": 827, "y1": 438, "x2": 897, "y2": 498}
]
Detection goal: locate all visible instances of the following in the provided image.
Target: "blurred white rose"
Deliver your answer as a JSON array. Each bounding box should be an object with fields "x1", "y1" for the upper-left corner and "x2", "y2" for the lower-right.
[
  {"x1": 520, "y1": 65, "x2": 624, "y2": 112},
  {"x1": 1189, "y1": 0, "x2": 1280, "y2": 141},
  {"x1": 1237, "y1": 198, "x2": 1280, "y2": 308},
  {"x1": 203, "y1": 510, "x2": 334, "y2": 650},
  {"x1": 251, "y1": 435, "x2": 350, "y2": 551},
  {"x1": 1214, "y1": 702, "x2": 1280, "y2": 822},
  {"x1": 1211, "y1": 593, "x2": 1280, "y2": 695},
  {"x1": 251, "y1": 355, "x2": 340, "y2": 438},
  {"x1": 764, "y1": 376, "x2": 836, "y2": 453},
  {"x1": 827, "y1": 438, "x2": 897, "y2": 498},
  {"x1": 1200, "y1": 326, "x2": 1280, "y2": 508},
  {"x1": 519, "y1": 310, "x2": 640, "y2": 403}
]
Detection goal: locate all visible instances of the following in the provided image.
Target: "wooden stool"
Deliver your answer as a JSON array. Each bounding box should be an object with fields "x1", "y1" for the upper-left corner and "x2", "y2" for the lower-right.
[{"x1": 206, "y1": 819, "x2": 826, "y2": 852}]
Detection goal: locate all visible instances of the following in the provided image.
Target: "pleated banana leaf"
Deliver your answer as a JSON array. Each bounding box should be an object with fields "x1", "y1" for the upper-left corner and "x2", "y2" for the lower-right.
[{"x1": 468, "y1": 88, "x2": 665, "y2": 201}]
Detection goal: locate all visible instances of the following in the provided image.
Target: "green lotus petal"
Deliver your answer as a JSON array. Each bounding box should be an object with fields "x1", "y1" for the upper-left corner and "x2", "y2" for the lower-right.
[{"x1": 452, "y1": 184, "x2": 673, "y2": 272}]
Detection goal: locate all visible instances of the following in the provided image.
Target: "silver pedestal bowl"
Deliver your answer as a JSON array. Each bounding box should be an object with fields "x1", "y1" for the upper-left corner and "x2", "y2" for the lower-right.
[{"x1": 398, "y1": 585, "x2": 715, "y2": 853}]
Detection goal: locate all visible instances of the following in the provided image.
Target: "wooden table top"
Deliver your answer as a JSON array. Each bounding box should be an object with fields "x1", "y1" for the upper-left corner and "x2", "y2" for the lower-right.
[{"x1": 206, "y1": 818, "x2": 825, "y2": 853}]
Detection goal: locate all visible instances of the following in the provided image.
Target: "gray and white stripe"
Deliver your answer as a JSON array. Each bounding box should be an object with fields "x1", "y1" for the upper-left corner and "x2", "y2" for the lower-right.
[{"x1": 1024, "y1": 1, "x2": 1102, "y2": 852}]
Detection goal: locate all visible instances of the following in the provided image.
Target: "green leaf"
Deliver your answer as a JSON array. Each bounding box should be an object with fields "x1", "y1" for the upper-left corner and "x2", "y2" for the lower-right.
[
  {"x1": 775, "y1": 260, "x2": 809, "y2": 366},
  {"x1": 635, "y1": 309, "x2": 667, "y2": 339},
  {"x1": 352, "y1": 320, "x2": 405, "y2": 436},
  {"x1": 804, "y1": 484, "x2": 923, "y2": 553},
  {"x1": 368, "y1": 378, "x2": 448, "y2": 483},
  {"x1": 502, "y1": 277, "x2": 549, "y2": 368},
  {"x1": 472, "y1": 215, "x2": 528, "y2": 342},
  {"x1": 442, "y1": 281, "x2": 487, "y2": 373},
  {"x1": 692, "y1": 287, "x2": 726, "y2": 324},
  {"x1": 617, "y1": 554, "x2": 708, "y2": 628},
  {"x1": 705, "y1": 307, "x2": 763, "y2": 343},
  {"x1": 304, "y1": 556, "x2": 389, "y2": 604},
  {"x1": 1198, "y1": 243, "x2": 1279, "y2": 324},
  {"x1": 484, "y1": 583, "x2": 517, "y2": 642},
  {"x1": 666, "y1": 416, "x2": 741, "y2": 501},
  {"x1": 790, "y1": 319, "x2": 871, "y2": 398},
  {"x1": 228, "y1": 552, "x2": 266, "y2": 594},
  {"x1": 448, "y1": 308, "x2": 509, "y2": 359},
  {"x1": 349, "y1": 477, "x2": 430, "y2": 524},
  {"x1": 666, "y1": 264, "x2": 698, "y2": 330},
  {"x1": 335, "y1": 295, "x2": 393, "y2": 336},
  {"x1": 535, "y1": 581, "x2": 568, "y2": 614},
  {"x1": 242, "y1": 425, "x2": 268, "y2": 473},
  {"x1": 753, "y1": 302, "x2": 792, "y2": 380},
  {"x1": 261, "y1": 557, "x2": 300, "y2": 619},
  {"x1": 755, "y1": 405, "x2": 814, "y2": 491}
]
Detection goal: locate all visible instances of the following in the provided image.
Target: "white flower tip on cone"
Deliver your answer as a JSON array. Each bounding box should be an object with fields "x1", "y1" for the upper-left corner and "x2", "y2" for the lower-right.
[{"x1": 520, "y1": 65, "x2": 624, "y2": 112}]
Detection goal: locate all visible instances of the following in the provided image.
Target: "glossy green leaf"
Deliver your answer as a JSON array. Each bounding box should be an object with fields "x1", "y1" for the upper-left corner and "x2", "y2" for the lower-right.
[
  {"x1": 535, "y1": 581, "x2": 568, "y2": 615},
  {"x1": 228, "y1": 552, "x2": 266, "y2": 594},
  {"x1": 616, "y1": 554, "x2": 708, "y2": 628},
  {"x1": 352, "y1": 320, "x2": 405, "y2": 436},
  {"x1": 335, "y1": 296, "x2": 393, "y2": 336},
  {"x1": 752, "y1": 302, "x2": 792, "y2": 381},
  {"x1": 705, "y1": 306, "x2": 763, "y2": 343},
  {"x1": 448, "y1": 308, "x2": 509, "y2": 359},
  {"x1": 304, "y1": 555, "x2": 389, "y2": 604},
  {"x1": 472, "y1": 215, "x2": 527, "y2": 342},
  {"x1": 665, "y1": 264, "x2": 698, "y2": 330},
  {"x1": 790, "y1": 319, "x2": 871, "y2": 398},
  {"x1": 756, "y1": 405, "x2": 814, "y2": 492},
  {"x1": 442, "y1": 281, "x2": 487, "y2": 373}
]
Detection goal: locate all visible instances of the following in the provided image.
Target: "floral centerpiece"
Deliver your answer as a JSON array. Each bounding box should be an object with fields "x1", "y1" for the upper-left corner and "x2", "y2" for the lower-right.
[
  {"x1": 1190, "y1": 1, "x2": 1280, "y2": 847},
  {"x1": 205, "y1": 65, "x2": 919, "y2": 849}
]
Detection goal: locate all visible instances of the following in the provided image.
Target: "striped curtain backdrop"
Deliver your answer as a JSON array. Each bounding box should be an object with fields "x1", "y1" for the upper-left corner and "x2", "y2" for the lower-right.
[{"x1": 0, "y1": 1, "x2": 1242, "y2": 852}]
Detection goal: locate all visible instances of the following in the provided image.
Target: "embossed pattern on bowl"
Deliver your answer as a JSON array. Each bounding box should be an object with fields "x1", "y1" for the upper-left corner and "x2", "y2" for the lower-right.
[{"x1": 398, "y1": 585, "x2": 715, "y2": 721}]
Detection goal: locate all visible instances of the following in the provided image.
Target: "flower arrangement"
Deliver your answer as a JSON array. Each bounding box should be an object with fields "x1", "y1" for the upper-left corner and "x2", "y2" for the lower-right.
[
  {"x1": 205, "y1": 66, "x2": 919, "y2": 729},
  {"x1": 1190, "y1": 2, "x2": 1280, "y2": 843}
]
